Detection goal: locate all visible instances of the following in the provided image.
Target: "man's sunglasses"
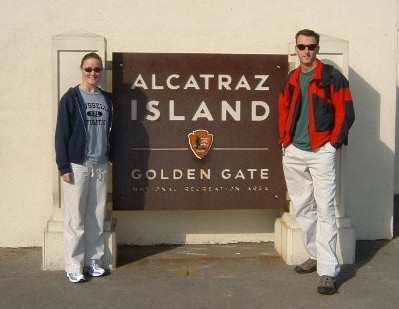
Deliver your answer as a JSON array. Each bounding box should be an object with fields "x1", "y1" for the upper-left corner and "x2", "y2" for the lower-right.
[
  {"x1": 83, "y1": 67, "x2": 103, "y2": 73},
  {"x1": 296, "y1": 44, "x2": 318, "y2": 51}
]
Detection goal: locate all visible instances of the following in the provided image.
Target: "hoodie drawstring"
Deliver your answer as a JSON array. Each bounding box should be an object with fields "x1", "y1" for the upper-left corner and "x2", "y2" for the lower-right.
[{"x1": 88, "y1": 164, "x2": 105, "y2": 182}]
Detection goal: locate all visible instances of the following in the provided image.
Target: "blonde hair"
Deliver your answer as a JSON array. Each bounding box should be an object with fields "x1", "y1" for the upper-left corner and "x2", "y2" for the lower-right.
[{"x1": 80, "y1": 52, "x2": 103, "y2": 68}]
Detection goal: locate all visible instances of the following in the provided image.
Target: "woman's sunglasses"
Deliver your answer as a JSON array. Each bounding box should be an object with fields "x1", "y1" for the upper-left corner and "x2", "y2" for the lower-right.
[{"x1": 83, "y1": 67, "x2": 103, "y2": 73}]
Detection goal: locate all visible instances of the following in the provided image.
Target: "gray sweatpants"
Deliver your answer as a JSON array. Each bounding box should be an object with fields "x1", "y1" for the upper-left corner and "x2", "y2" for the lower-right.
[{"x1": 61, "y1": 162, "x2": 109, "y2": 274}]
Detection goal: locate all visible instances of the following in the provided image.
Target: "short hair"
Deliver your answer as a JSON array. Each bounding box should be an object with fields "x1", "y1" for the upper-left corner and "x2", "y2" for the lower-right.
[
  {"x1": 295, "y1": 29, "x2": 320, "y2": 45},
  {"x1": 80, "y1": 52, "x2": 103, "y2": 68}
]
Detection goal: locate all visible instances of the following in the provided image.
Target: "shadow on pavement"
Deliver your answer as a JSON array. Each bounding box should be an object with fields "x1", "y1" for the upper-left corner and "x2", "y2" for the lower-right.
[
  {"x1": 337, "y1": 239, "x2": 390, "y2": 289},
  {"x1": 117, "y1": 244, "x2": 182, "y2": 267},
  {"x1": 338, "y1": 194, "x2": 398, "y2": 289}
]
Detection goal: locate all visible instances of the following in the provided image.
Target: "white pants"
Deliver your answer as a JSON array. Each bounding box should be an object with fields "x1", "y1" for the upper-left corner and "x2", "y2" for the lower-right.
[
  {"x1": 282, "y1": 143, "x2": 340, "y2": 277},
  {"x1": 61, "y1": 162, "x2": 109, "y2": 273}
]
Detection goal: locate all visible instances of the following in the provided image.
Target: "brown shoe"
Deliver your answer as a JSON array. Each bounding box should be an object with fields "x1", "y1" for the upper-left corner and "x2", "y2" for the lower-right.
[
  {"x1": 294, "y1": 258, "x2": 317, "y2": 274},
  {"x1": 317, "y1": 276, "x2": 337, "y2": 295}
]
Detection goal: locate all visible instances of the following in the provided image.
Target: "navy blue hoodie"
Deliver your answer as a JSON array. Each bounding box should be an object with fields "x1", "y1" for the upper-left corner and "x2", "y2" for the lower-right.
[{"x1": 55, "y1": 86, "x2": 113, "y2": 175}]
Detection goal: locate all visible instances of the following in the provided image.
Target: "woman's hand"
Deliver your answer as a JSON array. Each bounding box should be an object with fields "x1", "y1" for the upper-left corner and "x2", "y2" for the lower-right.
[{"x1": 62, "y1": 172, "x2": 74, "y2": 183}]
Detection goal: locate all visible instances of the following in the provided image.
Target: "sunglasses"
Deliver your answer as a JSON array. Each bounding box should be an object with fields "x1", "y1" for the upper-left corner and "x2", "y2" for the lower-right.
[
  {"x1": 83, "y1": 67, "x2": 103, "y2": 73},
  {"x1": 296, "y1": 44, "x2": 318, "y2": 51}
]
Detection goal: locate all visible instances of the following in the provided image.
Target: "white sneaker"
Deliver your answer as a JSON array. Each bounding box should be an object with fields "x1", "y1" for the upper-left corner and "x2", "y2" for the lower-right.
[
  {"x1": 66, "y1": 272, "x2": 86, "y2": 283},
  {"x1": 84, "y1": 261, "x2": 106, "y2": 277}
]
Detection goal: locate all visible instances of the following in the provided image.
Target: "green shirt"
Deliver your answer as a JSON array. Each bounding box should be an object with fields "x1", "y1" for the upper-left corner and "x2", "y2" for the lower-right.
[{"x1": 292, "y1": 70, "x2": 314, "y2": 151}]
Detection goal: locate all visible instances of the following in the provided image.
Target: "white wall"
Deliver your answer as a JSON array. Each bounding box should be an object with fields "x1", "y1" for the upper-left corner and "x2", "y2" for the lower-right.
[{"x1": 0, "y1": 0, "x2": 397, "y2": 246}]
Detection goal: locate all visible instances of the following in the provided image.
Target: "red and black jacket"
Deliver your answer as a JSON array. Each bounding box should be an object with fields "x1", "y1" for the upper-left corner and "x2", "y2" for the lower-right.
[{"x1": 278, "y1": 60, "x2": 355, "y2": 150}]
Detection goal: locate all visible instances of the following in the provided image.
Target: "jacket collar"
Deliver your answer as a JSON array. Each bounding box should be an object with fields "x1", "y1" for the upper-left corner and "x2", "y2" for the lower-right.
[{"x1": 289, "y1": 59, "x2": 324, "y2": 86}]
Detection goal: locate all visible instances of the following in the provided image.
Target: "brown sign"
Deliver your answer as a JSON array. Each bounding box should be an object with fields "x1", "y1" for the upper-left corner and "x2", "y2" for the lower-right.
[{"x1": 112, "y1": 53, "x2": 287, "y2": 210}]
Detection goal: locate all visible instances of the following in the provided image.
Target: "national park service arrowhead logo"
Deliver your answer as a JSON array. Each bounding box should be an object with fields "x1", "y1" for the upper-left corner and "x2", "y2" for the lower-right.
[{"x1": 188, "y1": 129, "x2": 214, "y2": 159}]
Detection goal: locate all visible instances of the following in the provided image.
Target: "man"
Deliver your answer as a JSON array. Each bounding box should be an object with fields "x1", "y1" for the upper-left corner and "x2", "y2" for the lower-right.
[{"x1": 278, "y1": 29, "x2": 355, "y2": 295}]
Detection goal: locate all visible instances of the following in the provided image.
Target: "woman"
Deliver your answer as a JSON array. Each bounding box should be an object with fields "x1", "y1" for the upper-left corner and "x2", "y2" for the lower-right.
[{"x1": 55, "y1": 52, "x2": 113, "y2": 283}]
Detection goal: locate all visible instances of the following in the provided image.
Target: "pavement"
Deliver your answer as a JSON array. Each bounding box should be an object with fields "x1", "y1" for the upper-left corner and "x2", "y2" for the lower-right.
[{"x1": 1, "y1": 239, "x2": 399, "y2": 309}]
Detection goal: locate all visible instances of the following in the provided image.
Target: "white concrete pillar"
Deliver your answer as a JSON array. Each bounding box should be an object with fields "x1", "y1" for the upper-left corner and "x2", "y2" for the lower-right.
[{"x1": 43, "y1": 31, "x2": 116, "y2": 270}]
